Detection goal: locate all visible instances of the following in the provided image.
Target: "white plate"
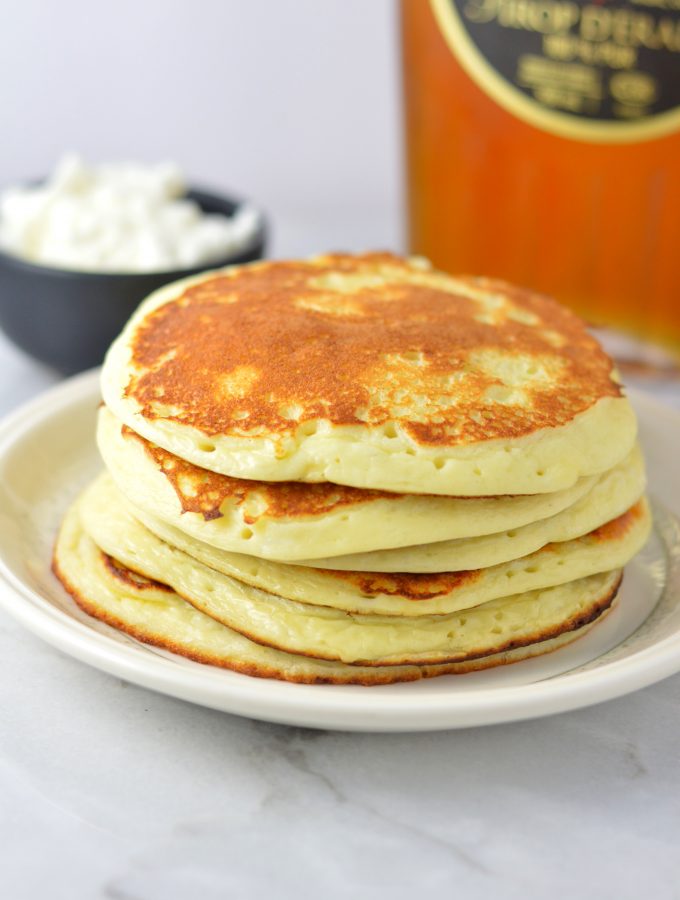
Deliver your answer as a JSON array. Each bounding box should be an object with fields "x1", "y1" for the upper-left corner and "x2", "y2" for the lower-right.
[{"x1": 0, "y1": 369, "x2": 678, "y2": 732}]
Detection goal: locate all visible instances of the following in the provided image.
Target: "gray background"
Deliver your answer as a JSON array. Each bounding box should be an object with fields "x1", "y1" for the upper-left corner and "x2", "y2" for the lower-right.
[{"x1": 1, "y1": 0, "x2": 402, "y2": 257}]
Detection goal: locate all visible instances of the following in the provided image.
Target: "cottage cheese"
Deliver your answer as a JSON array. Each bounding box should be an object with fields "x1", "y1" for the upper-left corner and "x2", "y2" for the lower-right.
[{"x1": 0, "y1": 155, "x2": 261, "y2": 273}]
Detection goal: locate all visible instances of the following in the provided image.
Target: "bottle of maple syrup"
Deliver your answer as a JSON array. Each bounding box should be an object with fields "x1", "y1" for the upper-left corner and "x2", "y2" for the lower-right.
[{"x1": 400, "y1": 0, "x2": 680, "y2": 372}]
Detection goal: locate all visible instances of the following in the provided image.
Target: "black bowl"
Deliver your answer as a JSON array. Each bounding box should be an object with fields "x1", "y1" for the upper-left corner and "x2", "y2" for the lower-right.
[{"x1": 0, "y1": 188, "x2": 267, "y2": 375}]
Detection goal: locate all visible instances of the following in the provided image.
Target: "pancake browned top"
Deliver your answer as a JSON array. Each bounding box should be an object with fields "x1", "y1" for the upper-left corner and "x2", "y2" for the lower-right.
[{"x1": 122, "y1": 253, "x2": 621, "y2": 447}]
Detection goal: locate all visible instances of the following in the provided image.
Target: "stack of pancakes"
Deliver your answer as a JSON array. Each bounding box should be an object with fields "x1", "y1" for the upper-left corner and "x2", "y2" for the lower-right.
[{"x1": 53, "y1": 253, "x2": 651, "y2": 684}]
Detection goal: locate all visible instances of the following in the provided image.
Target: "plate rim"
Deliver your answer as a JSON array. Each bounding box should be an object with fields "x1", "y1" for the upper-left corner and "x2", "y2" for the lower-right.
[{"x1": 0, "y1": 369, "x2": 679, "y2": 732}]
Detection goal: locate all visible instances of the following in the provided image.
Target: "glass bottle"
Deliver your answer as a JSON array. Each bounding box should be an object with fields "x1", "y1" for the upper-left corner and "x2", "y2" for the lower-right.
[{"x1": 401, "y1": 0, "x2": 680, "y2": 372}]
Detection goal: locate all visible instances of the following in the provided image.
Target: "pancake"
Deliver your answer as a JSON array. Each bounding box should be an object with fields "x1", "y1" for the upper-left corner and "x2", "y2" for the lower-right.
[
  {"x1": 101, "y1": 253, "x2": 637, "y2": 496},
  {"x1": 53, "y1": 504, "x2": 616, "y2": 684},
  {"x1": 83, "y1": 474, "x2": 649, "y2": 619},
  {"x1": 97, "y1": 405, "x2": 603, "y2": 560},
  {"x1": 76, "y1": 477, "x2": 641, "y2": 663},
  {"x1": 295, "y1": 446, "x2": 646, "y2": 571}
]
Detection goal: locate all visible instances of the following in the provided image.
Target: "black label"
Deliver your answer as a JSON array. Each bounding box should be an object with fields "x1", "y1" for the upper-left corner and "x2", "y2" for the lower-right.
[{"x1": 431, "y1": 0, "x2": 680, "y2": 140}]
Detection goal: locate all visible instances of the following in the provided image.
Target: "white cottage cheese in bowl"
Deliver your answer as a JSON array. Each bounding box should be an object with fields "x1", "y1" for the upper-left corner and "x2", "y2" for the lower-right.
[{"x1": 0, "y1": 155, "x2": 262, "y2": 273}]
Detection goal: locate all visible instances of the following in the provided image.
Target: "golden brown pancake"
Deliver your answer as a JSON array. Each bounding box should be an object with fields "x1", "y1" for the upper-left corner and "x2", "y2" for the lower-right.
[
  {"x1": 122, "y1": 255, "x2": 621, "y2": 442},
  {"x1": 53, "y1": 501, "x2": 621, "y2": 684},
  {"x1": 74, "y1": 475, "x2": 646, "y2": 664},
  {"x1": 97, "y1": 405, "x2": 614, "y2": 561},
  {"x1": 101, "y1": 253, "x2": 637, "y2": 495}
]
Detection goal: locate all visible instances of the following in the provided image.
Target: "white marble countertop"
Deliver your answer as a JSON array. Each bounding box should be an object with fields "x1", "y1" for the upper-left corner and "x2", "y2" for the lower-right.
[{"x1": 1, "y1": 331, "x2": 679, "y2": 900}]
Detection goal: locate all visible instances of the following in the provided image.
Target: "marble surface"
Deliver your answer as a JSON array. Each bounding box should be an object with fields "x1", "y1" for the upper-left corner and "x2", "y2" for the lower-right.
[{"x1": 0, "y1": 331, "x2": 679, "y2": 900}]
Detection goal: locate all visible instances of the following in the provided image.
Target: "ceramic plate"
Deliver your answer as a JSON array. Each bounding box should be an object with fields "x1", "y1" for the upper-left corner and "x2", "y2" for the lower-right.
[{"x1": 0, "y1": 370, "x2": 678, "y2": 732}]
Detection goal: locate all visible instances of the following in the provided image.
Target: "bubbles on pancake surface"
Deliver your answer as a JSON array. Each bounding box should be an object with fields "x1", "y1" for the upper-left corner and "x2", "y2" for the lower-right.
[{"x1": 102, "y1": 251, "x2": 637, "y2": 495}]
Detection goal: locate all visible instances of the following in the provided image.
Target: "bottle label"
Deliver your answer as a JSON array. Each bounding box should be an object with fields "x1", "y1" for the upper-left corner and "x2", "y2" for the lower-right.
[{"x1": 430, "y1": 0, "x2": 680, "y2": 142}]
